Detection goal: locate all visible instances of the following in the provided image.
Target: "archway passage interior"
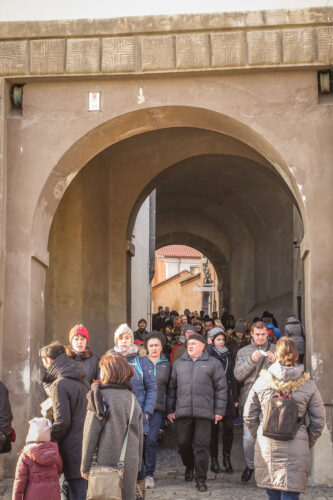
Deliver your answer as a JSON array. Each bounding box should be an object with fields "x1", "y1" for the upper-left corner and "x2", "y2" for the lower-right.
[{"x1": 45, "y1": 126, "x2": 303, "y2": 354}]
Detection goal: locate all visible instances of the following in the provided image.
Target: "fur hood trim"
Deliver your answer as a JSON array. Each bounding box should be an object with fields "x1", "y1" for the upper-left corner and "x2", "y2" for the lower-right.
[
  {"x1": 65, "y1": 345, "x2": 93, "y2": 360},
  {"x1": 261, "y1": 369, "x2": 310, "y2": 393}
]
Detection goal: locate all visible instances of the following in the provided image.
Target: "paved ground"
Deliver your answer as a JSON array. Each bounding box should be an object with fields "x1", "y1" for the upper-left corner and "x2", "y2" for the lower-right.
[{"x1": 1, "y1": 423, "x2": 333, "y2": 499}]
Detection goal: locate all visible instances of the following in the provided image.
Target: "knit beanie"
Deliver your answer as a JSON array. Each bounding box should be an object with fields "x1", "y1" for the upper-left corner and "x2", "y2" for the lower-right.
[
  {"x1": 181, "y1": 324, "x2": 196, "y2": 334},
  {"x1": 187, "y1": 333, "x2": 206, "y2": 345},
  {"x1": 212, "y1": 330, "x2": 227, "y2": 344},
  {"x1": 26, "y1": 417, "x2": 52, "y2": 443},
  {"x1": 207, "y1": 326, "x2": 225, "y2": 340},
  {"x1": 69, "y1": 324, "x2": 89, "y2": 344},
  {"x1": 235, "y1": 320, "x2": 246, "y2": 334},
  {"x1": 114, "y1": 323, "x2": 134, "y2": 345}
]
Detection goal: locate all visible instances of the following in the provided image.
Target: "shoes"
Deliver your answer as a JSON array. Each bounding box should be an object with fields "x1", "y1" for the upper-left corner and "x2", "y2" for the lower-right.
[
  {"x1": 223, "y1": 454, "x2": 233, "y2": 473},
  {"x1": 157, "y1": 429, "x2": 165, "y2": 442},
  {"x1": 241, "y1": 467, "x2": 254, "y2": 483},
  {"x1": 135, "y1": 478, "x2": 145, "y2": 500},
  {"x1": 185, "y1": 466, "x2": 194, "y2": 482},
  {"x1": 195, "y1": 479, "x2": 207, "y2": 492},
  {"x1": 210, "y1": 458, "x2": 221, "y2": 474},
  {"x1": 145, "y1": 476, "x2": 154, "y2": 489}
]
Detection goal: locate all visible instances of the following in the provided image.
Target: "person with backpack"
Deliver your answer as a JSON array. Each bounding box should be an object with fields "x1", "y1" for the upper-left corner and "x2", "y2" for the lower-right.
[
  {"x1": 243, "y1": 337, "x2": 325, "y2": 500},
  {"x1": 262, "y1": 313, "x2": 282, "y2": 344},
  {"x1": 284, "y1": 315, "x2": 305, "y2": 364},
  {"x1": 234, "y1": 321, "x2": 276, "y2": 483}
]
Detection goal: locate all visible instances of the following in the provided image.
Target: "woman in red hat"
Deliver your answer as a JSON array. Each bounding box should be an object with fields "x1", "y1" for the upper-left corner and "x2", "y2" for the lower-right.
[{"x1": 65, "y1": 324, "x2": 99, "y2": 384}]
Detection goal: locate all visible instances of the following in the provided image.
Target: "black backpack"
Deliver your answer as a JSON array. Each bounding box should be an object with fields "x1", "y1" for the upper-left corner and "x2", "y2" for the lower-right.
[{"x1": 262, "y1": 392, "x2": 304, "y2": 441}]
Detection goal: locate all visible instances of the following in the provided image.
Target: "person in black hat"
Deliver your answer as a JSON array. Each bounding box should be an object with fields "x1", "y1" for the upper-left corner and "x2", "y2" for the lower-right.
[{"x1": 167, "y1": 334, "x2": 227, "y2": 492}]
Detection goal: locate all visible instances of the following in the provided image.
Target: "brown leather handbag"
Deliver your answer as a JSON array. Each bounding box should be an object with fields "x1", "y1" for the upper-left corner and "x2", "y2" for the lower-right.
[{"x1": 87, "y1": 393, "x2": 135, "y2": 500}]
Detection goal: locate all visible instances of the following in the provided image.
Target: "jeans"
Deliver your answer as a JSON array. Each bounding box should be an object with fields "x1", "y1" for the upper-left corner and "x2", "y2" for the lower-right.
[
  {"x1": 243, "y1": 422, "x2": 255, "y2": 469},
  {"x1": 67, "y1": 478, "x2": 87, "y2": 500},
  {"x1": 210, "y1": 415, "x2": 234, "y2": 458},
  {"x1": 266, "y1": 488, "x2": 300, "y2": 500},
  {"x1": 177, "y1": 417, "x2": 212, "y2": 481},
  {"x1": 145, "y1": 410, "x2": 165, "y2": 477}
]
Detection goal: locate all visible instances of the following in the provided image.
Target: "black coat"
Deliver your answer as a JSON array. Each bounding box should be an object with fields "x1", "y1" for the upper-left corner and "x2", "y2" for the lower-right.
[
  {"x1": 47, "y1": 353, "x2": 89, "y2": 480},
  {"x1": 167, "y1": 349, "x2": 227, "y2": 420},
  {"x1": 148, "y1": 355, "x2": 171, "y2": 412},
  {"x1": 0, "y1": 381, "x2": 12, "y2": 446},
  {"x1": 207, "y1": 345, "x2": 238, "y2": 416},
  {"x1": 65, "y1": 346, "x2": 99, "y2": 384}
]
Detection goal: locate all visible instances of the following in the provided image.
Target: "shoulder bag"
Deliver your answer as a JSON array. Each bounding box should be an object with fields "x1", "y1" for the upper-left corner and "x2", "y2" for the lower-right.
[{"x1": 87, "y1": 393, "x2": 135, "y2": 500}]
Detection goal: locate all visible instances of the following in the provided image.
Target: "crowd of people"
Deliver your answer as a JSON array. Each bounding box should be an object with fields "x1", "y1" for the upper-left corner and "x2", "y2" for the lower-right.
[{"x1": 0, "y1": 308, "x2": 325, "y2": 500}]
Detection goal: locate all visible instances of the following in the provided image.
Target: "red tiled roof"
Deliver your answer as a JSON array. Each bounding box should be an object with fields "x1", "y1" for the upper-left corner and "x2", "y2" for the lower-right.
[{"x1": 155, "y1": 245, "x2": 202, "y2": 259}]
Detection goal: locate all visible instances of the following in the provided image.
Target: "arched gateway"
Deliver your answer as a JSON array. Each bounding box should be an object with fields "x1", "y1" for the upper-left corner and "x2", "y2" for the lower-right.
[{"x1": 0, "y1": 9, "x2": 332, "y2": 484}]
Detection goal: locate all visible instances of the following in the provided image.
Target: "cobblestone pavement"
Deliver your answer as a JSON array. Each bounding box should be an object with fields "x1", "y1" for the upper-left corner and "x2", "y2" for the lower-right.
[
  {"x1": 1, "y1": 423, "x2": 333, "y2": 499},
  {"x1": 146, "y1": 423, "x2": 333, "y2": 500}
]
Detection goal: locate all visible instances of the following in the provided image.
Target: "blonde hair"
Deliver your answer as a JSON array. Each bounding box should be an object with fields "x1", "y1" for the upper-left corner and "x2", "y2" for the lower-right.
[{"x1": 275, "y1": 337, "x2": 299, "y2": 367}]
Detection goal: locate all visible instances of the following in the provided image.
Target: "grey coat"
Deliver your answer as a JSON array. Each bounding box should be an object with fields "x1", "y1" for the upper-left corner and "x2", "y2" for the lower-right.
[
  {"x1": 167, "y1": 349, "x2": 227, "y2": 420},
  {"x1": 244, "y1": 362, "x2": 325, "y2": 493},
  {"x1": 81, "y1": 387, "x2": 143, "y2": 500},
  {"x1": 234, "y1": 339, "x2": 275, "y2": 411},
  {"x1": 284, "y1": 316, "x2": 305, "y2": 355}
]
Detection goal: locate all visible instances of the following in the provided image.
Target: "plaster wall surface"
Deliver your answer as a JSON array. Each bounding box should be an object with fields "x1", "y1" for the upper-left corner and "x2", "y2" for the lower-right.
[{"x1": 152, "y1": 270, "x2": 202, "y2": 314}]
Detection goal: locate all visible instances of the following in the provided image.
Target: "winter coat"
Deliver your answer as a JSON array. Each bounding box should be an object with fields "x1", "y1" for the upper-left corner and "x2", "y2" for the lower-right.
[
  {"x1": 0, "y1": 381, "x2": 12, "y2": 452},
  {"x1": 234, "y1": 340, "x2": 275, "y2": 412},
  {"x1": 167, "y1": 349, "x2": 228, "y2": 420},
  {"x1": 284, "y1": 316, "x2": 305, "y2": 355},
  {"x1": 46, "y1": 353, "x2": 89, "y2": 480},
  {"x1": 65, "y1": 346, "x2": 99, "y2": 384},
  {"x1": 12, "y1": 441, "x2": 62, "y2": 500},
  {"x1": 111, "y1": 350, "x2": 157, "y2": 434},
  {"x1": 81, "y1": 386, "x2": 143, "y2": 500},
  {"x1": 227, "y1": 333, "x2": 250, "y2": 366},
  {"x1": 244, "y1": 362, "x2": 325, "y2": 493},
  {"x1": 207, "y1": 345, "x2": 238, "y2": 416},
  {"x1": 148, "y1": 355, "x2": 171, "y2": 412},
  {"x1": 170, "y1": 342, "x2": 186, "y2": 363}
]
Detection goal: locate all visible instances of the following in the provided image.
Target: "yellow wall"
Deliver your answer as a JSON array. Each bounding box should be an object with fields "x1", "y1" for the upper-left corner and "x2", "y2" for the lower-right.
[{"x1": 152, "y1": 270, "x2": 202, "y2": 313}]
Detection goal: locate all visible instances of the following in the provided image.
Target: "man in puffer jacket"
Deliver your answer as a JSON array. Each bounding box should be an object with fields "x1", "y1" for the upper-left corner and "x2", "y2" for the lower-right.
[
  {"x1": 167, "y1": 334, "x2": 227, "y2": 492},
  {"x1": 234, "y1": 321, "x2": 276, "y2": 483},
  {"x1": 284, "y1": 315, "x2": 305, "y2": 363}
]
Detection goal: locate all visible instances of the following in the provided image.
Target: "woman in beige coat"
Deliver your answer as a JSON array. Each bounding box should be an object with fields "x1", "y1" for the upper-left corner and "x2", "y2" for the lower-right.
[{"x1": 244, "y1": 337, "x2": 325, "y2": 500}]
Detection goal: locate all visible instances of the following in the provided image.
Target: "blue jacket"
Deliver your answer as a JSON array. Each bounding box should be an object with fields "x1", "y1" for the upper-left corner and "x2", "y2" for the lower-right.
[
  {"x1": 125, "y1": 352, "x2": 157, "y2": 433},
  {"x1": 267, "y1": 322, "x2": 282, "y2": 341}
]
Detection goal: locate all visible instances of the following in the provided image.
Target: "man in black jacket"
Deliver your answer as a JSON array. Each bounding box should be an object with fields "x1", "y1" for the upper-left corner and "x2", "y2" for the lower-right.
[
  {"x1": 167, "y1": 334, "x2": 227, "y2": 492},
  {"x1": 40, "y1": 341, "x2": 89, "y2": 500}
]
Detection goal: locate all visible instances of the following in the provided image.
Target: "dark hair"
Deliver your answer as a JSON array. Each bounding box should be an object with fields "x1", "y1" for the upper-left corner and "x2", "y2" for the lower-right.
[
  {"x1": 252, "y1": 316, "x2": 260, "y2": 323},
  {"x1": 251, "y1": 320, "x2": 268, "y2": 331},
  {"x1": 145, "y1": 331, "x2": 166, "y2": 348},
  {"x1": 204, "y1": 317, "x2": 214, "y2": 324},
  {"x1": 40, "y1": 341, "x2": 65, "y2": 360},
  {"x1": 138, "y1": 318, "x2": 147, "y2": 326},
  {"x1": 275, "y1": 337, "x2": 298, "y2": 366},
  {"x1": 99, "y1": 354, "x2": 134, "y2": 384},
  {"x1": 213, "y1": 332, "x2": 227, "y2": 344}
]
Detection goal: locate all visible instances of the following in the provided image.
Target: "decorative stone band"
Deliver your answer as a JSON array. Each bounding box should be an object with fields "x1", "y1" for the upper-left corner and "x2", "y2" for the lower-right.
[{"x1": 0, "y1": 8, "x2": 333, "y2": 77}]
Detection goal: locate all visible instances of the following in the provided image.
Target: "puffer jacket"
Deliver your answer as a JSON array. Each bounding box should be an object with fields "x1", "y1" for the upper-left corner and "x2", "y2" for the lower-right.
[
  {"x1": 46, "y1": 353, "x2": 89, "y2": 479},
  {"x1": 284, "y1": 316, "x2": 305, "y2": 355},
  {"x1": 244, "y1": 362, "x2": 325, "y2": 493},
  {"x1": 167, "y1": 349, "x2": 227, "y2": 420},
  {"x1": 148, "y1": 354, "x2": 171, "y2": 412},
  {"x1": 12, "y1": 441, "x2": 62, "y2": 500},
  {"x1": 207, "y1": 345, "x2": 238, "y2": 416},
  {"x1": 234, "y1": 339, "x2": 275, "y2": 411},
  {"x1": 65, "y1": 346, "x2": 99, "y2": 384}
]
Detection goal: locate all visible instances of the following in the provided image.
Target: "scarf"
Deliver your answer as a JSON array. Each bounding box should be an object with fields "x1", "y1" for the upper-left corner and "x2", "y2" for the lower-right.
[
  {"x1": 87, "y1": 381, "x2": 132, "y2": 420},
  {"x1": 113, "y1": 343, "x2": 139, "y2": 358},
  {"x1": 178, "y1": 335, "x2": 186, "y2": 344},
  {"x1": 213, "y1": 345, "x2": 229, "y2": 355}
]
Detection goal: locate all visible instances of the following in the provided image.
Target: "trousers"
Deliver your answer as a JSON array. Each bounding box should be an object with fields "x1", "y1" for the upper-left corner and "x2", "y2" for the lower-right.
[
  {"x1": 210, "y1": 415, "x2": 234, "y2": 458},
  {"x1": 243, "y1": 422, "x2": 255, "y2": 469},
  {"x1": 266, "y1": 488, "x2": 300, "y2": 500},
  {"x1": 145, "y1": 410, "x2": 165, "y2": 477},
  {"x1": 176, "y1": 417, "x2": 212, "y2": 481}
]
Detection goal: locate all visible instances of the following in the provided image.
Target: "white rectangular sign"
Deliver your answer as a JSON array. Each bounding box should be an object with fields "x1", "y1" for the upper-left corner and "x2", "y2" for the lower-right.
[
  {"x1": 89, "y1": 92, "x2": 101, "y2": 111},
  {"x1": 194, "y1": 286, "x2": 217, "y2": 292}
]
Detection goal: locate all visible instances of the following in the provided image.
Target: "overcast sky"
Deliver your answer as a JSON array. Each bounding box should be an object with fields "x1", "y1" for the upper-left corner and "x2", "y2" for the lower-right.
[{"x1": 0, "y1": 0, "x2": 332, "y2": 22}]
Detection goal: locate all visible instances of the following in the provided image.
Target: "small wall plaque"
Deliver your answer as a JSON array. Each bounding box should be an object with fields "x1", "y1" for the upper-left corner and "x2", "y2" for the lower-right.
[{"x1": 88, "y1": 91, "x2": 101, "y2": 111}]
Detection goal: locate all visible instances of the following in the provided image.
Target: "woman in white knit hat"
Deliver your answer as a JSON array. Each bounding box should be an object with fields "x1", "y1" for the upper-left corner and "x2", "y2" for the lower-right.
[{"x1": 12, "y1": 417, "x2": 63, "y2": 500}]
